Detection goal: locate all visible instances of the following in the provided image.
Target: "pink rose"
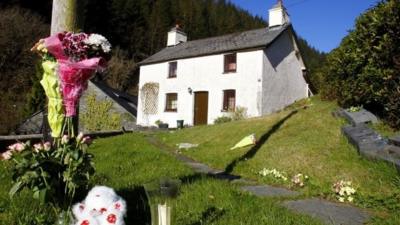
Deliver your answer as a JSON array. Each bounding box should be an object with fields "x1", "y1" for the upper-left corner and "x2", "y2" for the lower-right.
[
  {"x1": 76, "y1": 132, "x2": 84, "y2": 143},
  {"x1": 62, "y1": 135, "x2": 70, "y2": 145},
  {"x1": 8, "y1": 143, "x2": 26, "y2": 152},
  {"x1": 1, "y1": 151, "x2": 12, "y2": 160},
  {"x1": 33, "y1": 143, "x2": 44, "y2": 153},
  {"x1": 82, "y1": 136, "x2": 92, "y2": 145},
  {"x1": 43, "y1": 142, "x2": 52, "y2": 151}
]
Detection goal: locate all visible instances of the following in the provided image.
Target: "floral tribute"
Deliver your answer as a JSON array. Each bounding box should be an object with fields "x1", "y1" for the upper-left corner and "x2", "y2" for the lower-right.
[
  {"x1": 333, "y1": 180, "x2": 356, "y2": 203},
  {"x1": 32, "y1": 32, "x2": 111, "y2": 137},
  {"x1": 1, "y1": 32, "x2": 111, "y2": 224},
  {"x1": 72, "y1": 186, "x2": 127, "y2": 225}
]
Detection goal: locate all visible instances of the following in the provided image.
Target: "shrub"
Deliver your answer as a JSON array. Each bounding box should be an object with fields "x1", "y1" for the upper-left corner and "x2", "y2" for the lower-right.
[
  {"x1": 214, "y1": 116, "x2": 232, "y2": 124},
  {"x1": 81, "y1": 94, "x2": 122, "y2": 131},
  {"x1": 320, "y1": 0, "x2": 400, "y2": 129},
  {"x1": 230, "y1": 106, "x2": 248, "y2": 121}
]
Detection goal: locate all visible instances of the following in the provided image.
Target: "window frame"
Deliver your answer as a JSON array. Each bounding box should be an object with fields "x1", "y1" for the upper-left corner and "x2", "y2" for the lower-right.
[
  {"x1": 222, "y1": 89, "x2": 236, "y2": 112},
  {"x1": 168, "y1": 61, "x2": 178, "y2": 78},
  {"x1": 223, "y1": 53, "x2": 237, "y2": 73},
  {"x1": 165, "y1": 93, "x2": 178, "y2": 112}
]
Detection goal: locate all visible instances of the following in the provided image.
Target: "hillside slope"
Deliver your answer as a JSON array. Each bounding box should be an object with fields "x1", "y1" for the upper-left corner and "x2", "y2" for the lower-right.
[{"x1": 157, "y1": 97, "x2": 399, "y2": 223}]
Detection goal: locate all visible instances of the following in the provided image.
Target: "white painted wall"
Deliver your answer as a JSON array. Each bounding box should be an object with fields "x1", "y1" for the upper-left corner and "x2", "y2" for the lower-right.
[
  {"x1": 137, "y1": 50, "x2": 264, "y2": 128},
  {"x1": 261, "y1": 30, "x2": 308, "y2": 115}
]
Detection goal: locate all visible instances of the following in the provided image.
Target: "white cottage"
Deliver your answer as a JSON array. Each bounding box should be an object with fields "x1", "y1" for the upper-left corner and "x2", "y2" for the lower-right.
[{"x1": 137, "y1": 1, "x2": 309, "y2": 128}]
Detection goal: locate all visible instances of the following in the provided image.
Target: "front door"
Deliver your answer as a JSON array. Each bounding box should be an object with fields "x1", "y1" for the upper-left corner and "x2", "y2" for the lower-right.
[{"x1": 194, "y1": 92, "x2": 209, "y2": 125}]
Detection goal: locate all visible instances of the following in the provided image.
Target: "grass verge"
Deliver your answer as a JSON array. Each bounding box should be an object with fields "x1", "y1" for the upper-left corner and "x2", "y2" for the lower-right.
[{"x1": 156, "y1": 97, "x2": 400, "y2": 224}]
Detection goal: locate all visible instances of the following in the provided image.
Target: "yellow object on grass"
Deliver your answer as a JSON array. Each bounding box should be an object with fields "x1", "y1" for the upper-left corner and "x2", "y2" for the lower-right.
[
  {"x1": 40, "y1": 60, "x2": 65, "y2": 137},
  {"x1": 230, "y1": 134, "x2": 256, "y2": 150}
]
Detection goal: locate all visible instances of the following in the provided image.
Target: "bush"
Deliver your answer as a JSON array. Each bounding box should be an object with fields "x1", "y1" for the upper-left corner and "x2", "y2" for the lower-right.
[
  {"x1": 214, "y1": 116, "x2": 232, "y2": 124},
  {"x1": 81, "y1": 94, "x2": 122, "y2": 131},
  {"x1": 320, "y1": 0, "x2": 400, "y2": 129},
  {"x1": 230, "y1": 106, "x2": 248, "y2": 121},
  {"x1": 0, "y1": 7, "x2": 48, "y2": 134}
]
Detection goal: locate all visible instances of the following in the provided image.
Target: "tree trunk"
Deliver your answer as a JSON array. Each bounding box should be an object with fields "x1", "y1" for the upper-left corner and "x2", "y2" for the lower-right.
[{"x1": 51, "y1": 0, "x2": 85, "y2": 34}]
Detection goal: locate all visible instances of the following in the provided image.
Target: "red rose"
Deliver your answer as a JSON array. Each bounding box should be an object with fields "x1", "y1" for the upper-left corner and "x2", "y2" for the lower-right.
[{"x1": 81, "y1": 220, "x2": 90, "y2": 225}]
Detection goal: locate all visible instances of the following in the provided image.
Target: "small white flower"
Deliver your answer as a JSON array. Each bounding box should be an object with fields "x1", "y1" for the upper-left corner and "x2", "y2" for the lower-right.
[
  {"x1": 348, "y1": 196, "x2": 354, "y2": 202},
  {"x1": 84, "y1": 34, "x2": 112, "y2": 53},
  {"x1": 338, "y1": 197, "x2": 345, "y2": 202}
]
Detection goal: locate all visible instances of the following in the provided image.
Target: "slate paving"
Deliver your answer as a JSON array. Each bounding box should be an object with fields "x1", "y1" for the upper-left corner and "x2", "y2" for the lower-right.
[
  {"x1": 283, "y1": 199, "x2": 371, "y2": 225},
  {"x1": 241, "y1": 185, "x2": 299, "y2": 197},
  {"x1": 389, "y1": 136, "x2": 400, "y2": 147},
  {"x1": 146, "y1": 135, "x2": 372, "y2": 225}
]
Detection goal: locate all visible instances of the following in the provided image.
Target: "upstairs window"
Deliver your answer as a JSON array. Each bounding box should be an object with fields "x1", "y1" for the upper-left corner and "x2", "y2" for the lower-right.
[
  {"x1": 223, "y1": 90, "x2": 236, "y2": 111},
  {"x1": 224, "y1": 53, "x2": 237, "y2": 73},
  {"x1": 165, "y1": 93, "x2": 178, "y2": 112},
  {"x1": 168, "y1": 62, "x2": 177, "y2": 78}
]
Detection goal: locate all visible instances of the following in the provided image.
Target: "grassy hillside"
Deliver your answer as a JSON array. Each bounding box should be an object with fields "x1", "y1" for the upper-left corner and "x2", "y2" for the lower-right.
[{"x1": 157, "y1": 98, "x2": 400, "y2": 219}]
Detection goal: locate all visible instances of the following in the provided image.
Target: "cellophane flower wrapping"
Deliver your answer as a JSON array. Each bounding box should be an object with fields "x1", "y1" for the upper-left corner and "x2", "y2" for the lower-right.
[
  {"x1": 43, "y1": 32, "x2": 108, "y2": 118},
  {"x1": 40, "y1": 60, "x2": 65, "y2": 137}
]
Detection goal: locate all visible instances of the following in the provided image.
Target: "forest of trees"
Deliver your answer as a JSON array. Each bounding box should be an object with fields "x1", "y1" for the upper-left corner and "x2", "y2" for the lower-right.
[{"x1": 0, "y1": 0, "x2": 325, "y2": 134}]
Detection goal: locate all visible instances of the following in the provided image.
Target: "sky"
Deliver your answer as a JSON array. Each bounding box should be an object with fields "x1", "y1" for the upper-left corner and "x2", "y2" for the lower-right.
[{"x1": 230, "y1": 0, "x2": 380, "y2": 53}]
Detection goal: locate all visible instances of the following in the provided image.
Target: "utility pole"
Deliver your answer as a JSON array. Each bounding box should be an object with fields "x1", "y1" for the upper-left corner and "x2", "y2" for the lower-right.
[
  {"x1": 51, "y1": 0, "x2": 85, "y2": 34},
  {"x1": 44, "y1": 0, "x2": 86, "y2": 140}
]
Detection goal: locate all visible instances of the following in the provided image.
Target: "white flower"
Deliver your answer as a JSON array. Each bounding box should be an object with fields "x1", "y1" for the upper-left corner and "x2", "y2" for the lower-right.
[
  {"x1": 84, "y1": 34, "x2": 112, "y2": 53},
  {"x1": 338, "y1": 197, "x2": 345, "y2": 202},
  {"x1": 347, "y1": 196, "x2": 354, "y2": 202}
]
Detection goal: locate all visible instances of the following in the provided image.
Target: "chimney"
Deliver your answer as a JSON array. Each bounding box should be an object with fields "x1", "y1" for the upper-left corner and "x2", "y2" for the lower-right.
[
  {"x1": 167, "y1": 24, "x2": 187, "y2": 47},
  {"x1": 269, "y1": 0, "x2": 290, "y2": 27}
]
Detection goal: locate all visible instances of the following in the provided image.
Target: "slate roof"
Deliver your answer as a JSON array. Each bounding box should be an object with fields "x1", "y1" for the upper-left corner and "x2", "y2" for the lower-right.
[
  {"x1": 140, "y1": 24, "x2": 290, "y2": 65},
  {"x1": 91, "y1": 81, "x2": 138, "y2": 117}
]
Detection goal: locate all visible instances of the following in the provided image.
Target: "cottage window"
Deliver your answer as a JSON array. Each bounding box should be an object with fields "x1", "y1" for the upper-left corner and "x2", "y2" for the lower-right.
[
  {"x1": 168, "y1": 62, "x2": 177, "y2": 78},
  {"x1": 224, "y1": 53, "x2": 237, "y2": 73},
  {"x1": 223, "y1": 90, "x2": 236, "y2": 111},
  {"x1": 165, "y1": 93, "x2": 178, "y2": 112}
]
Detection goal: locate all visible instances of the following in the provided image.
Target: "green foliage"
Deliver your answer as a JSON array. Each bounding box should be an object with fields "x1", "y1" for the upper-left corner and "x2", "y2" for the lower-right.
[
  {"x1": 214, "y1": 116, "x2": 232, "y2": 124},
  {"x1": 321, "y1": 0, "x2": 400, "y2": 129},
  {"x1": 81, "y1": 94, "x2": 122, "y2": 131},
  {"x1": 8, "y1": 139, "x2": 94, "y2": 209},
  {"x1": 297, "y1": 38, "x2": 327, "y2": 92},
  {"x1": 0, "y1": 7, "x2": 48, "y2": 134},
  {"x1": 230, "y1": 106, "x2": 248, "y2": 121}
]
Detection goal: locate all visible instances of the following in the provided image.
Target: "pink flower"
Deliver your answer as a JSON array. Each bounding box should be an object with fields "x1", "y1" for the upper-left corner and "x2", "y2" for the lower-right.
[
  {"x1": 82, "y1": 136, "x2": 92, "y2": 145},
  {"x1": 1, "y1": 151, "x2": 12, "y2": 160},
  {"x1": 62, "y1": 135, "x2": 70, "y2": 144},
  {"x1": 76, "y1": 132, "x2": 84, "y2": 143},
  {"x1": 8, "y1": 143, "x2": 26, "y2": 152},
  {"x1": 43, "y1": 142, "x2": 52, "y2": 151},
  {"x1": 33, "y1": 143, "x2": 44, "y2": 152}
]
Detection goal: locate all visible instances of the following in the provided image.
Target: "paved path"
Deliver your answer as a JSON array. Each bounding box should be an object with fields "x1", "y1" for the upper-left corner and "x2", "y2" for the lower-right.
[{"x1": 146, "y1": 135, "x2": 372, "y2": 225}]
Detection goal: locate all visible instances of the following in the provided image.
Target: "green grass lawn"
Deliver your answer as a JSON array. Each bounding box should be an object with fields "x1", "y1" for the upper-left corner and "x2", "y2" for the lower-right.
[
  {"x1": 0, "y1": 134, "x2": 324, "y2": 225},
  {"x1": 157, "y1": 97, "x2": 400, "y2": 223}
]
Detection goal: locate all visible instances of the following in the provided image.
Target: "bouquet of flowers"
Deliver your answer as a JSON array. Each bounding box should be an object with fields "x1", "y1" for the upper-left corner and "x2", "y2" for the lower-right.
[
  {"x1": 0, "y1": 32, "x2": 112, "y2": 224},
  {"x1": 32, "y1": 32, "x2": 111, "y2": 138}
]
